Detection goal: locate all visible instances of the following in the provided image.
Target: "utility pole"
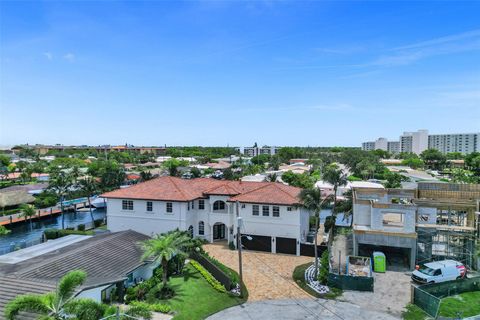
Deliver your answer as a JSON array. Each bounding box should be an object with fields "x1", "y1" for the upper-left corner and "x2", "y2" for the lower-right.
[{"x1": 236, "y1": 201, "x2": 244, "y2": 296}]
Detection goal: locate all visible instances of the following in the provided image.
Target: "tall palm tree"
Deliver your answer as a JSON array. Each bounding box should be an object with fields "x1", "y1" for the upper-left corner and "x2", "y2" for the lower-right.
[
  {"x1": 322, "y1": 164, "x2": 348, "y2": 248},
  {"x1": 141, "y1": 231, "x2": 192, "y2": 287},
  {"x1": 4, "y1": 270, "x2": 91, "y2": 320},
  {"x1": 48, "y1": 169, "x2": 74, "y2": 230},
  {"x1": 298, "y1": 187, "x2": 327, "y2": 277},
  {"x1": 78, "y1": 176, "x2": 98, "y2": 226},
  {"x1": 20, "y1": 204, "x2": 36, "y2": 231}
]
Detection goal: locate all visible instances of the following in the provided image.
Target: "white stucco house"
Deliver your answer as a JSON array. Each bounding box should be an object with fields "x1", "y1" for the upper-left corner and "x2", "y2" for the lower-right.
[{"x1": 102, "y1": 176, "x2": 311, "y2": 255}]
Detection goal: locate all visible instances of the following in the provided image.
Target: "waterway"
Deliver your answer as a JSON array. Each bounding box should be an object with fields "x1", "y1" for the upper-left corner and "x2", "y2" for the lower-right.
[{"x1": 0, "y1": 208, "x2": 106, "y2": 254}]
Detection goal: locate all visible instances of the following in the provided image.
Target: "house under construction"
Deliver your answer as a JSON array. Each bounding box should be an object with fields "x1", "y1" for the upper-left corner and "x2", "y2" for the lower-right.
[{"x1": 352, "y1": 182, "x2": 479, "y2": 270}]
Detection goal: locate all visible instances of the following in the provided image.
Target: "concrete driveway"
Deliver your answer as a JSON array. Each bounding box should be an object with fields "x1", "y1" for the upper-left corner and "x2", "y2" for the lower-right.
[
  {"x1": 204, "y1": 243, "x2": 312, "y2": 301},
  {"x1": 206, "y1": 299, "x2": 399, "y2": 320}
]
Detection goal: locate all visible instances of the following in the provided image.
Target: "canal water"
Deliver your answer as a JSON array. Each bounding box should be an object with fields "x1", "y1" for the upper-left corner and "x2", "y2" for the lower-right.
[{"x1": 0, "y1": 208, "x2": 106, "y2": 254}]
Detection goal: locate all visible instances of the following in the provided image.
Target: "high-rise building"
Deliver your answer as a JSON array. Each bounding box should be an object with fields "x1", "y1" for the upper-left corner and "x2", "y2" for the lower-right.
[
  {"x1": 387, "y1": 141, "x2": 400, "y2": 154},
  {"x1": 428, "y1": 133, "x2": 479, "y2": 154},
  {"x1": 361, "y1": 130, "x2": 478, "y2": 155},
  {"x1": 400, "y1": 130, "x2": 429, "y2": 154}
]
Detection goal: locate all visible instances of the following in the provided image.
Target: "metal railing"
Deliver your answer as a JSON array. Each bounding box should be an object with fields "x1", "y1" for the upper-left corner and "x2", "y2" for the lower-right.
[{"x1": 0, "y1": 236, "x2": 44, "y2": 255}]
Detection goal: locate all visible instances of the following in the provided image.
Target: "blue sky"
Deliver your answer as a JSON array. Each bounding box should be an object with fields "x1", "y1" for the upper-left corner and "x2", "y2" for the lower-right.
[{"x1": 1, "y1": 1, "x2": 479, "y2": 147}]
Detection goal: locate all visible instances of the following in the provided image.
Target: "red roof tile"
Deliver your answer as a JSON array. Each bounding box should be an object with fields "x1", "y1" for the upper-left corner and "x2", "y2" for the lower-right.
[{"x1": 101, "y1": 176, "x2": 301, "y2": 205}]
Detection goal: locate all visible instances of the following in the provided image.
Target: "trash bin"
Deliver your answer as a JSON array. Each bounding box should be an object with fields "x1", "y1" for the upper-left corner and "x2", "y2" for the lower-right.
[{"x1": 373, "y1": 251, "x2": 386, "y2": 273}]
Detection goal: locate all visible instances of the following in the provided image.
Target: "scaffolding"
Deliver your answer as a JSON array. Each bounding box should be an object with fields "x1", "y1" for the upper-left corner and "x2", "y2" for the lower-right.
[{"x1": 416, "y1": 225, "x2": 476, "y2": 269}]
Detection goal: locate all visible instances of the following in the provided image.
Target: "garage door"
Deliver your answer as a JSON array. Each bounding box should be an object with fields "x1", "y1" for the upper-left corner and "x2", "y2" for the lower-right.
[
  {"x1": 242, "y1": 234, "x2": 271, "y2": 252},
  {"x1": 276, "y1": 237, "x2": 297, "y2": 255}
]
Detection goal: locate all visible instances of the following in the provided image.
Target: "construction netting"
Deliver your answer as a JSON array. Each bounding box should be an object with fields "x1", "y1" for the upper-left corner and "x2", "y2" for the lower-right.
[
  {"x1": 328, "y1": 273, "x2": 374, "y2": 291},
  {"x1": 413, "y1": 277, "x2": 480, "y2": 317}
]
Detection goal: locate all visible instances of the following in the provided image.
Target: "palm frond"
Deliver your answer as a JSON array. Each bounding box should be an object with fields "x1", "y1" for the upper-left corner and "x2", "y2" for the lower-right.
[
  {"x1": 4, "y1": 294, "x2": 49, "y2": 320},
  {"x1": 57, "y1": 270, "x2": 87, "y2": 303}
]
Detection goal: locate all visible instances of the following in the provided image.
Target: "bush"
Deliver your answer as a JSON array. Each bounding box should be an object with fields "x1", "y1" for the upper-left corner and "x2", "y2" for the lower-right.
[
  {"x1": 190, "y1": 260, "x2": 227, "y2": 293},
  {"x1": 77, "y1": 224, "x2": 85, "y2": 231},
  {"x1": 318, "y1": 250, "x2": 329, "y2": 285},
  {"x1": 347, "y1": 175, "x2": 362, "y2": 181},
  {"x1": 200, "y1": 252, "x2": 239, "y2": 286},
  {"x1": 44, "y1": 228, "x2": 94, "y2": 239},
  {"x1": 129, "y1": 301, "x2": 172, "y2": 314},
  {"x1": 94, "y1": 219, "x2": 104, "y2": 228},
  {"x1": 228, "y1": 241, "x2": 235, "y2": 250},
  {"x1": 147, "y1": 284, "x2": 175, "y2": 300}
]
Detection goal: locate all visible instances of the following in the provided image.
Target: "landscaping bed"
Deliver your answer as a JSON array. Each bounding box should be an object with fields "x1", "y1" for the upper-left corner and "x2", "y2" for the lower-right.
[{"x1": 292, "y1": 262, "x2": 342, "y2": 299}]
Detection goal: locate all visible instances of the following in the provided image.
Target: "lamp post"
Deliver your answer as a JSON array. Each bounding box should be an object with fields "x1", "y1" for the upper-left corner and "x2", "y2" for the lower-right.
[{"x1": 236, "y1": 201, "x2": 252, "y2": 296}]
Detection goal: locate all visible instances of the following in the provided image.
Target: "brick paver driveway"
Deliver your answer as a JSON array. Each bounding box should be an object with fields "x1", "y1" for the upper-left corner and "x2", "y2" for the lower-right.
[{"x1": 203, "y1": 242, "x2": 312, "y2": 301}]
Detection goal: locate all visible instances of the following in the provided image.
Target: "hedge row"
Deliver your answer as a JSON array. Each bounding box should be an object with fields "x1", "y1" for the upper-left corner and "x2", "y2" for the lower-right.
[
  {"x1": 190, "y1": 260, "x2": 227, "y2": 293},
  {"x1": 44, "y1": 228, "x2": 94, "y2": 239},
  {"x1": 201, "y1": 252, "x2": 239, "y2": 286},
  {"x1": 129, "y1": 301, "x2": 171, "y2": 314}
]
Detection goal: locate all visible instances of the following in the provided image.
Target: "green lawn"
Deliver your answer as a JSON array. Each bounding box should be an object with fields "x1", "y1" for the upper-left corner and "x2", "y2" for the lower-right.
[
  {"x1": 161, "y1": 263, "x2": 246, "y2": 320},
  {"x1": 402, "y1": 304, "x2": 430, "y2": 320},
  {"x1": 438, "y1": 291, "x2": 480, "y2": 318},
  {"x1": 292, "y1": 263, "x2": 342, "y2": 300},
  {"x1": 402, "y1": 291, "x2": 480, "y2": 320}
]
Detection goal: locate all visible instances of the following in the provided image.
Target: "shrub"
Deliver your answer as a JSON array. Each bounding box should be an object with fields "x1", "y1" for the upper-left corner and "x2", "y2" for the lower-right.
[
  {"x1": 44, "y1": 228, "x2": 59, "y2": 239},
  {"x1": 44, "y1": 228, "x2": 94, "y2": 240},
  {"x1": 94, "y1": 219, "x2": 103, "y2": 228},
  {"x1": 147, "y1": 284, "x2": 175, "y2": 300},
  {"x1": 130, "y1": 301, "x2": 171, "y2": 314},
  {"x1": 77, "y1": 224, "x2": 85, "y2": 231},
  {"x1": 228, "y1": 241, "x2": 235, "y2": 250},
  {"x1": 318, "y1": 250, "x2": 329, "y2": 285},
  {"x1": 190, "y1": 260, "x2": 227, "y2": 293},
  {"x1": 200, "y1": 252, "x2": 239, "y2": 286}
]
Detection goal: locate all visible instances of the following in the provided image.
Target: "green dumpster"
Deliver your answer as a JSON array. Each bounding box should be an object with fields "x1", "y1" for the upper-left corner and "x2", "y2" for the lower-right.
[{"x1": 373, "y1": 251, "x2": 386, "y2": 273}]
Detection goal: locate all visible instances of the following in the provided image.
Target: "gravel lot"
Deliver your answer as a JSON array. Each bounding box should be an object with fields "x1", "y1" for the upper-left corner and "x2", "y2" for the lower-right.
[{"x1": 340, "y1": 271, "x2": 412, "y2": 318}]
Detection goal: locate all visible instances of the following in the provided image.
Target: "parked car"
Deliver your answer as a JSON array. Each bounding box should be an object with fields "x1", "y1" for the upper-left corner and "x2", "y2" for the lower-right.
[{"x1": 411, "y1": 260, "x2": 466, "y2": 284}]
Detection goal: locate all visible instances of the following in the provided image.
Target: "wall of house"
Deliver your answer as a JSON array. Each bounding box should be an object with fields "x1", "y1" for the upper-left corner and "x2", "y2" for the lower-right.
[
  {"x1": 370, "y1": 205, "x2": 416, "y2": 233},
  {"x1": 107, "y1": 198, "x2": 187, "y2": 237},
  {"x1": 76, "y1": 284, "x2": 112, "y2": 302}
]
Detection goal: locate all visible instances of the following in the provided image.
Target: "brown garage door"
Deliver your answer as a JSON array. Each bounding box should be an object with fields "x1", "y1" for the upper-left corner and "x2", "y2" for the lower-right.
[{"x1": 276, "y1": 237, "x2": 297, "y2": 255}]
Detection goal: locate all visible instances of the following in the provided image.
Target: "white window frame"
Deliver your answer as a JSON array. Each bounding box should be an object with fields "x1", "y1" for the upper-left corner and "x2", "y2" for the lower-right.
[
  {"x1": 166, "y1": 202, "x2": 173, "y2": 213},
  {"x1": 198, "y1": 221, "x2": 205, "y2": 235},
  {"x1": 199, "y1": 199, "x2": 205, "y2": 210},
  {"x1": 252, "y1": 205, "x2": 259, "y2": 216},
  {"x1": 122, "y1": 200, "x2": 134, "y2": 211},
  {"x1": 146, "y1": 201, "x2": 153, "y2": 212},
  {"x1": 262, "y1": 205, "x2": 270, "y2": 216},
  {"x1": 273, "y1": 206, "x2": 280, "y2": 217}
]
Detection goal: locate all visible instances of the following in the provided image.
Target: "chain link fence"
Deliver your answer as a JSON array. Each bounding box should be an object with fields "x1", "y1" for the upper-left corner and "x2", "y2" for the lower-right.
[{"x1": 413, "y1": 277, "x2": 480, "y2": 318}]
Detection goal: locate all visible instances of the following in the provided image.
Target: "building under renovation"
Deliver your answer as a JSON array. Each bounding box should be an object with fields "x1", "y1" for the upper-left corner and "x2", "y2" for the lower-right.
[{"x1": 352, "y1": 182, "x2": 479, "y2": 270}]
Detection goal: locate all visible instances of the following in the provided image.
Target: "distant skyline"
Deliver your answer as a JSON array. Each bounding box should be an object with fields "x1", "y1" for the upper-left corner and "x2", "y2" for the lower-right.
[{"x1": 1, "y1": 1, "x2": 479, "y2": 147}]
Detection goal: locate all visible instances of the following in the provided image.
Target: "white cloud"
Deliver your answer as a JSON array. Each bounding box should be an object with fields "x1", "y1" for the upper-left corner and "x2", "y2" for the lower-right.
[
  {"x1": 63, "y1": 53, "x2": 75, "y2": 62},
  {"x1": 43, "y1": 52, "x2": 53, "y2": 60}
]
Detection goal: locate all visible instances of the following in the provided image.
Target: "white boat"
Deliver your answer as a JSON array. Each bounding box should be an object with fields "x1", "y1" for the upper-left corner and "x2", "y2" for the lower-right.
[{"x1": 90, "y1": 197, "x2": 107, "y2": 208}]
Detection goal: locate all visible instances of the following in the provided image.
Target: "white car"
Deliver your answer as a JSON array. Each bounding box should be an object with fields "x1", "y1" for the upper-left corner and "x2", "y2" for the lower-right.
[{"x1": 411, "y1": 260, "x2": 466, "y2": 284}]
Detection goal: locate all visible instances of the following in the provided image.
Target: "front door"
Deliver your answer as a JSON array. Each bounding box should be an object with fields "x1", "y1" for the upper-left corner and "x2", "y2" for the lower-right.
[{"x1": 213, "y1": 224, "x2": 225, "y2": 240}]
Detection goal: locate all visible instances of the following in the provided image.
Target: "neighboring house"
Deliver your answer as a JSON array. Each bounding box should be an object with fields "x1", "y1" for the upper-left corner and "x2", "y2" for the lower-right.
[
  {"x1": 102, "y1": 177, "x2": 310, "y2": 255},
  {"x1": 352, "y1": 182, "x2": 480, "y2": 270},
  {"x1": 0, "y1": 230, "x2": 157, "y2": 317}
]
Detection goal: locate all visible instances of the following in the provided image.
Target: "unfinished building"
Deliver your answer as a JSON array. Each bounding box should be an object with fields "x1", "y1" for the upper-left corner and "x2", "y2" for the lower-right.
[{"x1": 352, "y1": 182, "x2": 479, "y2": 270}]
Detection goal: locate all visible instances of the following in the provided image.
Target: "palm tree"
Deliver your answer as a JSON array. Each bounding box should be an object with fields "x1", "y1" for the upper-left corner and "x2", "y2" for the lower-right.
[
  {"x1": 20, "y1": 204, "x2": 36, "y2": 231},
  {"x1": 298, "y1": 187, "x2": 327, "y2": 277},
  {"x1": 264, "y1": 173, "x2": 278, "y2": 182},
  {"x1": 48, "y1": 169, "x2": 74, "y2": 230},
  {"x1": 78, "y1": 176, "x2": 98, "y2": 226},
  {"x1": 322, "y1": 163, "x2": 348, "y2": 248},
  {"x1": 141, "y1": 230, "x2": 192, "y2": 287},
  {"x1": 4, "y1": 270, "x2": 90, "y2": 320}
]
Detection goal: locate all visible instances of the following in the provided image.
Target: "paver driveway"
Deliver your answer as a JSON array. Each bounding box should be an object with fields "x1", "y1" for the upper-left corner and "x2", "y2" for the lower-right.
[{"x1": 203, "y1": 242, "x2": 312, "y2": 301}]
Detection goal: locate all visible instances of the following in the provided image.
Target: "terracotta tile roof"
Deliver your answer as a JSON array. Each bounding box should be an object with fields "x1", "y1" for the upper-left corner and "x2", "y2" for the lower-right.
[{"x1": 101, "y1": 176, "x2": 301, "y2": 205}]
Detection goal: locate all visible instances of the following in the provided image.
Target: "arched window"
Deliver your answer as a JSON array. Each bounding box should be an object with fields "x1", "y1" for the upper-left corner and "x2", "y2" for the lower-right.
[
  {"x1": 198, "y1": 221, "x2": 205, "y2": 235},
  {"x1": 188, "y1": 225, "x2": 194, "y2": 238},
  {"x1": 213, "y1": 200, "x2": 226, "y2": 211}
]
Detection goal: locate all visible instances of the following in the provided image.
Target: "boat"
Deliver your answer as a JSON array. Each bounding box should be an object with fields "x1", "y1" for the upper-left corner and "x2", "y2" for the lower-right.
[{"x1": 90, "y1": 197, "x2": 106, "y2": 208}]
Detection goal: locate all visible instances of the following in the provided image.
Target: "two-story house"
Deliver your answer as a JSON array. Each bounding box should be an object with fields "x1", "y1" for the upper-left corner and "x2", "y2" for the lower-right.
[{"x1": 101, "y1": 176, "x2": 311, "y2": 255}]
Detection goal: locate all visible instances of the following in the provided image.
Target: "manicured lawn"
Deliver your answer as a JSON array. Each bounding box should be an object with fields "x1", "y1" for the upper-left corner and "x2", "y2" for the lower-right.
[
  {"x1": 438, "y1": 291, "x2": 480, "y2": 318},
  {"x1": 162, "y1": 263, "x2": 246, "y2": 320},
  {"x1": 292, "y1": 263, "x2": 342, "y2": 300}
]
